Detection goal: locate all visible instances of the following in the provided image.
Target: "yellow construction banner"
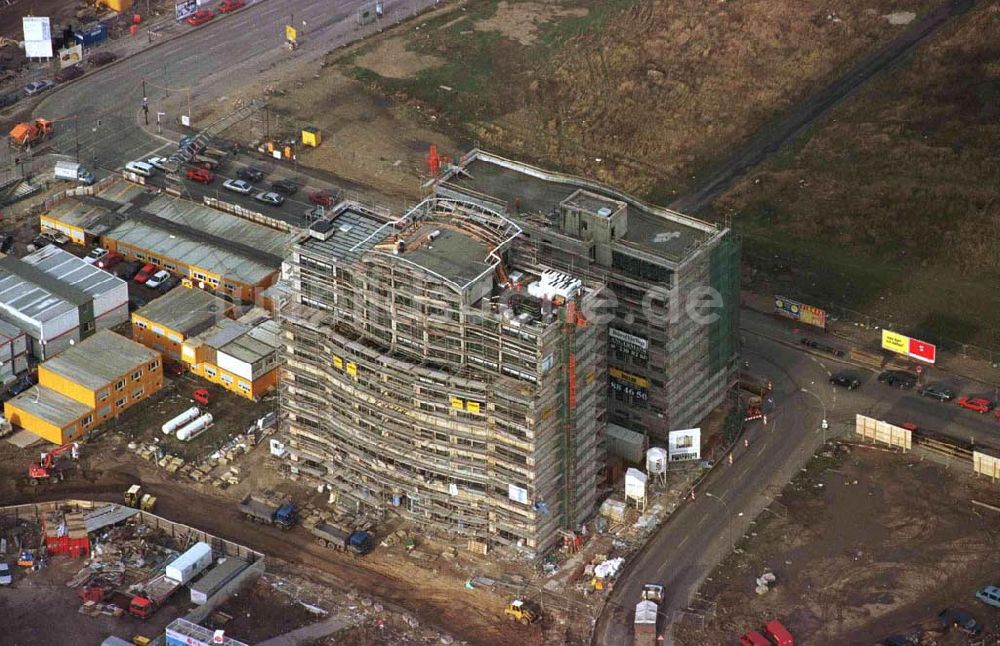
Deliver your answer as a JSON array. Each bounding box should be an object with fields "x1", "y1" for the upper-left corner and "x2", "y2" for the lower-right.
[
  {"x1": 881, "y1": 329, "x2": 909, "y2": 355},
  {"x1": 467, "y1": 401, "x2": 481, "y2": 414},
  {"x1": 346, "y1": 362, "x2": 358, "y2": 379},
  {"x1": 332, "y1": 355, "x2": 343, "y2": 370},
  {"x1": 450, "y1": 396, "x2": 464, "y2": 410}
]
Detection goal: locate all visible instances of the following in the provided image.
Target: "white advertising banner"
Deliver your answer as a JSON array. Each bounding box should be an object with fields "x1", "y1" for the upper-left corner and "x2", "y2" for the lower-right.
[
  {"x1": 23, "y1": 17, "x2": 53, "y2": 58},
  {"x1": 668, "y1": 428, "x2": 701, "y2": 462}
]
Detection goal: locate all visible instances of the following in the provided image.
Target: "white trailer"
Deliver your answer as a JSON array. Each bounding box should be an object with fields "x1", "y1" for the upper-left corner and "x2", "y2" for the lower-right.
[{"x1": 165, "y1": 541, "x2": 212, "y2": 584}]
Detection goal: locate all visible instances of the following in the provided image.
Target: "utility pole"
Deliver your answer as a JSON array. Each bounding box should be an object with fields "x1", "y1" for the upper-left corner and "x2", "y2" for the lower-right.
[
  {"x1": 74, "y1": 115, "x2": 80, "y2": 163},
  {"x1": 142, "y1": 79, "x2": 149, "y2": 126}
]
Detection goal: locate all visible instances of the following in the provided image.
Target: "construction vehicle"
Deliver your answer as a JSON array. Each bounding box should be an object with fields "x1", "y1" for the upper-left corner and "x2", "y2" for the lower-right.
[
  {"x1": 238, "y1": 494, "x2": 297, "y2": 529},
  {"x1": 634, "y1": 584, "x2": 664, "y2": 646},
  {"x1": 641, "y1": 583, "x2": 664, "y2": 603},
  {"x1": 27, "y1": 442, "x2": 80, "y2": 485},
  {"x1": 123, "y1": 484, "x2": 157, "y2": 511},
  {"x1": 9, "y1": 118, "x2": 54, "y2": 149},
  {"x1": 309, "y1": 522, "x2": 374, "y2": 555},
  {"x1": 17, "y1": 550, "x2": 35, "y2": 567},
  {"x1": 504, "y1": 598, "x2": 541, "y2": 625}
]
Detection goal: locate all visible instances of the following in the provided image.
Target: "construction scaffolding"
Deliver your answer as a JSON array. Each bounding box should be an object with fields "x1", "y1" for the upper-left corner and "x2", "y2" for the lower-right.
[{"x1": 282, "y1": 198, "x2": 606, "y2": 554}]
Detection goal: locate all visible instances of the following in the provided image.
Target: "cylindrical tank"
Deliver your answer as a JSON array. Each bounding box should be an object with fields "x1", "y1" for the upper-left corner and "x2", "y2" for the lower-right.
[
  {"x1": 646, "y1": 447, "x2": 668, "y2": 475},
  {"x1": 176, "y1": 413, "x2": 213, "y2": 441},
  {"x1": 162, "y1": 407, "x2": 200, "y2": 435}
]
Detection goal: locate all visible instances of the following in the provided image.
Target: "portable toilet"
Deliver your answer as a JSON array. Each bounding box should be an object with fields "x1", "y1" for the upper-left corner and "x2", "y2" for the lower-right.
[{"x1": 301, "y1": 126, "x2": 322, "y2": 147}]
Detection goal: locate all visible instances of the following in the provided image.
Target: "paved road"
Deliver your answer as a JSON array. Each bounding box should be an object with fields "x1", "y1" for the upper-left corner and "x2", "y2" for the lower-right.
[
  {"x1": 28, "y1": 0, "x2": 436, "y2": 176},
  {"x1": 668, "y1": 0, "x2": 977, "y2": 214},
  {"x1": 594, "y1": 308, "x2": 1000, "y2": 645}
]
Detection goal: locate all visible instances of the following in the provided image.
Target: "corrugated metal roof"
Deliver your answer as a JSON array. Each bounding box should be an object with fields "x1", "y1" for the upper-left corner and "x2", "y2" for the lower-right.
[
  {"x1": 190, "y1": 311, "x2": 279, "y2": 366},
  {"x1": 84, "y1": 504, "x2": 139, "y2": 533},
  {"x1": 635, "y1": 600, "x2": 658, "y2": 624},
  {"x1": 297, "y1": 205, "x2": 386, "y2": 264},
  {"x1": 7, "y1": 385, "x2": 92, "y2": 427},
  {"x1": 134, "y1": 287, "x2": 230, "y2": 336},
  {"x1": 42, "y1": 330, "x2": 159, "y2": 391},
  {"x1": 145, "y1": 195, "x2": 288, "y2": 258}
]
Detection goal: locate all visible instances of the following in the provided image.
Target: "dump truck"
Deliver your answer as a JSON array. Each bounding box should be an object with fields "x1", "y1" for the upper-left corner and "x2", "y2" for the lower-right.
[
  {"x1": 54, "y1": 160, "x2": 95, "y2": 185},
  {"x1": 10, "y1": 118, "x2": 53, "y2": 148},
  {"x1": 310, "y1": 522, "x2": 374, "y2": 555},
  {"x1": 238, "y1": 494, "x2": 297, "y2": 529},
  {"x1": 634, "y1": 599, "x2": 658, "y2": 646}
]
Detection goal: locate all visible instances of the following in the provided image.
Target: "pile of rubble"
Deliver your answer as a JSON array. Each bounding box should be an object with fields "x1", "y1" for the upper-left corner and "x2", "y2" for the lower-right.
[{"x1": 129, "y1": 431, "x2": 256, "y2": 488}]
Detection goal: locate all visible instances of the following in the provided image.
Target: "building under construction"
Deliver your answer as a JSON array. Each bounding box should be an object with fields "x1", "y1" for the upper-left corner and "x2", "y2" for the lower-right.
[
  {"x1": 281, "y1": 152, "x2": 739, "y2": 553},
  {"x1": 283, "y1": 196, "x2": 607, "y2": 553}
]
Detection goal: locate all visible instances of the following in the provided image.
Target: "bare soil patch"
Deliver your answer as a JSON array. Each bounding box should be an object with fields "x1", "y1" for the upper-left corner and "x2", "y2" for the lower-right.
[
  {"x1": 473, "y1": 0, "x2": 589, "y2": 45},
  {"x1": 353, "y1": 37, "x2": 445, "y2": 79},
  {"x1": 675, "y1": 444, "x2": 1000, "y2": 645}
]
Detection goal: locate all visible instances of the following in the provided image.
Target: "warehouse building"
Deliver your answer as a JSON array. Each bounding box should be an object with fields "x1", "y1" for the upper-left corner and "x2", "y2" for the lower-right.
[
  {"x1": 433, "y1": 150, "x2": 740, "y2": 437},
  {"x1": 132, "y1": 287, "x2": 235, "y2": 362},
  {"x1": 38, "y1": 182, "x2": 286, "y2": 303},
  {"x1": 282, "y1": 198, "x2": 607, "y2": 554},
  {"x1": 102, "y1": 195, "x2": 285, "y2": 302},
  {"x1": 4, "y1": 330, "x2": 163, "y2": 444},
  {"x1": 0, "y1": 246, "x2": 128, "y2": 359},
  {"x1": 182, "y1": 308, "x2": 280, "y2": 401}
]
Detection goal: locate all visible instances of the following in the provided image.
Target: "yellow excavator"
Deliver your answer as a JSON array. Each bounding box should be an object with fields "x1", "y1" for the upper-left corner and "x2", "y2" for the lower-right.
[
  {"x1": 124, "y1": 484, "x2": 157, "y2": 511},
  {"x1": 504, "y1": 598, "x2": 541, "y2": 625}
]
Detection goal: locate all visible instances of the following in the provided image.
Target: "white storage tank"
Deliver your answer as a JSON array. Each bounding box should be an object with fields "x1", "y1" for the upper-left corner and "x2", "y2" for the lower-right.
[
  {"x1": 646, "y1": 447, "x2": 668, "y2": 475},
  {"x1": 165, "y1": 541, "x2": 213, "y2": 584},
  {"x1": 176, "y1": 413, "x2": 213, "y2": 441},
  {"x1": 624, "y1": 467, "x2": 647, "y2": 499},
  {"x1": 162, "y1": 407, "x2": 200, "y2": 435}
]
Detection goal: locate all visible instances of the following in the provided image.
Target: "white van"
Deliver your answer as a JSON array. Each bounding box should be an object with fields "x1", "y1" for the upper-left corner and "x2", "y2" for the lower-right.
[{"x1": 125, "y1": 160, "x2": 154, "y2": 177}]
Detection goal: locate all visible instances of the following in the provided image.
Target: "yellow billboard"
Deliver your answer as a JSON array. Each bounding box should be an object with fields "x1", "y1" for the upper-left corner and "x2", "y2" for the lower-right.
[{"x1": 881, "y1": 330, "x2": 909, "y2": 355}]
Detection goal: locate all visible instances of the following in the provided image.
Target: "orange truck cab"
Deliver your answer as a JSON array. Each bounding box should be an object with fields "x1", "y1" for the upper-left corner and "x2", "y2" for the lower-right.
[{"x1": 764, "y1": 620, "x2": 794, "y2": 646}]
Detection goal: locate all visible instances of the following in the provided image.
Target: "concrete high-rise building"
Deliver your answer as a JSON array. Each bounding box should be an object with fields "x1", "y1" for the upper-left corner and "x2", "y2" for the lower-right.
[{"x1": 281, "y1": 152, "x2": 739, "y2": 553}]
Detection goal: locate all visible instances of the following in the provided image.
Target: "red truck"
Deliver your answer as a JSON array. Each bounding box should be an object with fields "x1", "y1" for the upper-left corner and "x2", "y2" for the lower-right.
[
  {"x1": 764, "y1": 620, "x2": 794, "y2": 646},
  {"x1": 129, "y1": 573, "x2": 182, "y2": 618}
]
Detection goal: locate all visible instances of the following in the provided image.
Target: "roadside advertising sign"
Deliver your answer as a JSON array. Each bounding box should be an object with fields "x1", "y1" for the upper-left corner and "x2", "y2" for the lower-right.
[
  {"x1": 881, "y1": 329, "x2": 936, "y2": 364},
  {"x1": 285, "y1": 25, "x2": 297, "y2": 43},
  {"x1": 23, "y1": 17, "x2": 53, "y2": 58},
  {"x1": 58, "y1": 44, "x2": 82, "y2": 68},
  {"x1": 175, "y1": 0, "x2": 198, "y2": 21},
  {"x1": 774, "y1": 295, "x2": 826, "y2": 329}
]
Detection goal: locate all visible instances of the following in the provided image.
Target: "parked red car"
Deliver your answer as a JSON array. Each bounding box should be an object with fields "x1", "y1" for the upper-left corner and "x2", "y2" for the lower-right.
[
  {"x1": 97, "y1": 252, "x2": 123, "y2": 270},
  {"x1": 133, "y1": 262, "x2": 156, "y2": 284},
  {"x1": 308, "y1": 190, "x2": 336, "y2": 207},
  {"x1": 193, "y1": 388, "x2": 211, "y2": 405},
  {"x1": 186, "y1": 167, "x2": 215, "y2": 184},
  {"x1": 957, "y1": 396, "x2": 995, "y2": 414},
  {"x1": 187, "y1": 9, "x2": 214, "y2": 25},
  {"x1": 218, "y1": 0, "x2": 245, "y2": 13}
]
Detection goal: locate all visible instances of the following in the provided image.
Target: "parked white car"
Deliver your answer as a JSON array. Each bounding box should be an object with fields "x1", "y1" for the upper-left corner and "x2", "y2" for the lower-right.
[
  {"x1": 223, "y1": 179, "x2": 253, "y2": 195},
  {"x1": 84, "y1": 247, "x2": 108, "y2": 265},
  {"x1": 144, "y1": 269, "x2": 171, "y2": 289},
  {"x1": 124, "y1": 161, "x2": 154, "y2": 177},
  {"x1": 146, "y1": 156, "x2": 171, "y2": 171}
]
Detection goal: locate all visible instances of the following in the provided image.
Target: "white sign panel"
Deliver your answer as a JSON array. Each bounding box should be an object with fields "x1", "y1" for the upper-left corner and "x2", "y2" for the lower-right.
[
  {"x1": 175, "y1": 0, "x2": 198, "y2": 21},
  {"x1": 508, "y1": 483, "x2": 528, "y2": 504},
  {"x1": 58, "y1": 44, "x2": 83, "y2": 69},
  {"x1": 974, "y1": 451, "x2": 1000, "y2": 481},
  {"x1": 668, "y1": 428, "x2": 701, "y2": 462},
  {"x1": 23, "y1": 17, "x2": 53, "y2": 58}
]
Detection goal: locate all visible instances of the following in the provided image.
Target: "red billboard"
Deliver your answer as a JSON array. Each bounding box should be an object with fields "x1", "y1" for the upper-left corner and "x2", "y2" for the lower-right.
[{"x1": 907, "y1": 337, "x2": 936, "y2": 363}]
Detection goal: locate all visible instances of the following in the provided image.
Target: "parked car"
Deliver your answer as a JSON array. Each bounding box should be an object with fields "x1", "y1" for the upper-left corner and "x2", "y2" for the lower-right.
[
  {"x1": 144, "y1": 269, "x2": 170, "y2": 289},
  {"x1": 165, "y1": 361, "x2": 186, "y2": 376},
  {"x1": 187, "y1": 8, "x2": 214, "y2": 25},
  {"x1": 134, "y1": 263, "x2": 156, "y2": 284},
  {"x1": 956, "y1": 396, "x2": 995, "y2": 414},
  {"x1": 186, "y1": 167, "x2": 215, "y2": 184},
  {"x1": 55, "y1": 65, "x2": 84, "y2": 83},
  {"x1": 116, "y1": 261, "x2": 140, "y2": 280},
  {"x1": 308, "y1": 190, "x2": 338, "y2": 207},
  {"x1": 976, "y1": 585, "x2": 1000, "y2": 608},
  {"x1": 877, "y1": 370, "x2": 916, "y2": 389},
  {"x1": 24, "y1": 79, "x2": 55, "y2": 97},
  {"x1": 304, "y1": 206, "x2": 326, "y2": 221},
  {"x1": 0, "y1": 561, "x2": 10, "y2": 586},
  {"x1": 829, "y1": 373, "x2": 860, "y2": 390},
  {"x1": 237, "y1": 166, "x2": 265, "y2": 182},
  {"x1": 271, "y1": 178, "x2": 299, "y2": 195},
  {"x1": 96, "y1": 252, "x2": 123, "y2": 270},
  {"x1": 0, "y1": 234, "x2": 13, "y2": 253},
  {"x1": 254, "y1": 191, "x2": 284, "y2": 207},
  {"x1": 33, "y1": 231, "x2": 69, "y2": 248},
  {"x1": 917, "y1": 383, "x2": 955, "y2": 402},
  {"x1": 157, "y1": 275, "x2": 181, "y2": 293},
  {"x1": 937, "y1": 608, "x2": 982, "y2": 636},
  {"x1": 84, "y1": 247, "x2": 108, "y2": 265},
  {"x1": 218, "y1": 0, "x2": 245, "y2": 12},
  {"x1": 223, "y1": 178, "x2": 253, "y2": 195},
  {"x1": 146, "y1": 156, "x2": 171, "y2": 171},
  {"x1": 125, "y1": 160, "x2": 155, "y2": 177},
  {"x1": 89, "y1": 51, "x2": 117, "y2": 66},
  {"x1": 800, "y1": 337, "x2": 846, "y2": 357},
  {"x1": 9, "y1": 374, "x2": 35, "y2": 397}
]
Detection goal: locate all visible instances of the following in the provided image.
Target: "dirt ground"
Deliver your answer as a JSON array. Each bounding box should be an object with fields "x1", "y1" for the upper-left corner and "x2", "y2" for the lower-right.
[
  {"x1": 674, "y1": 443, "x2": 1000, "y2": 645},
  {"x1": 208, "y1": 576, "x2": 322, "y2": 643}
]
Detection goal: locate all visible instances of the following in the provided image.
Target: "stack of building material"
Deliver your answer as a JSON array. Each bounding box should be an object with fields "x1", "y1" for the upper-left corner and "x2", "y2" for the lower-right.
[{"x1": 43, "y1": 509, "x2": 90, "y2": 557}]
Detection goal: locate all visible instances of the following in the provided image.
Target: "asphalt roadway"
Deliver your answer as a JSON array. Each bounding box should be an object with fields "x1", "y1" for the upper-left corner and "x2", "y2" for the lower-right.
[{"x1": 594, "y1": 308, "x2": 1000, "y2": 645}]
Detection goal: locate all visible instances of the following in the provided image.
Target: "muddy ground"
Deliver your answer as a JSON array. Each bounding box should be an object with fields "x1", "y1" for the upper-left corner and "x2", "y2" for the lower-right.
[{"x1": 674, "y1": 443, "x2": 1000, "y2": 645}]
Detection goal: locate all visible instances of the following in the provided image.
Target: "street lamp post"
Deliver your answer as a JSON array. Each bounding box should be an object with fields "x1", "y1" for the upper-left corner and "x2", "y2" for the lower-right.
[
  {"x1": 800, "y1": 388, "x2": 830, "y2": 444},
  {"x1": 706, "y1": 492, "x2": 734, "y2": 552}
]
